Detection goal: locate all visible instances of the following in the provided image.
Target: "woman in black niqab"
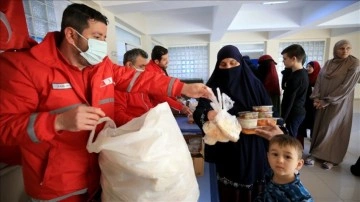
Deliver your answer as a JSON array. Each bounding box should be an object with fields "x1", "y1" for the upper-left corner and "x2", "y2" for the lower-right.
[{"x1": 193, "y1": 45, "x2": 272, "y2": 202}]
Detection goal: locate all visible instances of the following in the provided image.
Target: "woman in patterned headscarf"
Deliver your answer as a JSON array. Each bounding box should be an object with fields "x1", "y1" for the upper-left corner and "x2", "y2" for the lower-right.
[
  {"x1": 297, "y1": 61, "x2": 321, "y2": 147},
  {"x1": 305, "y1": 40, "x2": 360, "y2": 169},
  {"x1": 193, "y1": 45, "x2": 272, "y2": 202}
]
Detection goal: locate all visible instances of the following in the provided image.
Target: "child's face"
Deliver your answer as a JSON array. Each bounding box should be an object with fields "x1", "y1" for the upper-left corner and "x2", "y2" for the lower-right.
[{"x1": 268, "y1": 143, "x2": 304, "y2": 179}]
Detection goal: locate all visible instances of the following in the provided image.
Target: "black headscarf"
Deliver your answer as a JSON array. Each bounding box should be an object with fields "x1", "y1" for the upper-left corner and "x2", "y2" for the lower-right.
[
  {"x1": 207, "y1": 45, "x2": 271, "y2": 113},
  {"x1": 195, "y1": 45, "x2": 271, "y2": 185}
]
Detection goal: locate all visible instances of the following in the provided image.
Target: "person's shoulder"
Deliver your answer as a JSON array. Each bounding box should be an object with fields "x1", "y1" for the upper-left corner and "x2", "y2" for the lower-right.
[
  {"x1": 145, "y1": 62, "x2": 160, "y2": 72},
  {"x1": 291, "y1": 177, "x2": 313, "y2": 201},
  {"x1": 299, "y1": 69, "x2": 309, "y2": 78},
  {"x1": 292, "y1": 69, "x2": 308, "y2": 80}
]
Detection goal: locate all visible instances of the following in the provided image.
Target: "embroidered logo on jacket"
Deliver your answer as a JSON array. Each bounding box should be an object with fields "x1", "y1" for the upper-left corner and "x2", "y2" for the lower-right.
[
  {"x1": 101, "y1": 77, "x2": 114, "y2": 87},
  {"x1": 52, "y1": 83, "x2": 72, "y2": 89}
]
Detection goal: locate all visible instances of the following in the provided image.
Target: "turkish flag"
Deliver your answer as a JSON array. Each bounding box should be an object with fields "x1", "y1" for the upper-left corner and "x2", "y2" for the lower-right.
[
  {"x1": 0, "y1": 0, "x2": 37, "y2": 51},
  {"x1": 0, "y1": 0, "x2": 34, "y2": 165}
]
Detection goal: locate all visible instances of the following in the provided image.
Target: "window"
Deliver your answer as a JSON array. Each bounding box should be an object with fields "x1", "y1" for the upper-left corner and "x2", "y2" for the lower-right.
[
  {"x1": 23, "y1": 0, "x2": 68, "y2": 42},
  {"x1": 115, "y1": 26, "x2": 141, "y2": 65},
  {"x1": 233, "y1": 43, "x2": 265, "y2": 60},
  {"x1": 278, "y1": 41, "x2": 325, "y2": 68},
  {"x1": 167, "y1": 46, "x2": 209, "y2": 83},
  {"x1": 277, "y1": 41, "x2": 326, "y2": 84}
]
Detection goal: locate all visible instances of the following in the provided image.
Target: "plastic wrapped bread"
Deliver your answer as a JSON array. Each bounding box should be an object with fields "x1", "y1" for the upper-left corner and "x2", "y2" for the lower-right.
[
  {"x1": 215, "y1": 110, "x2": 241, "y2": 142},
  {"x1": 202, "y1": 121, "x2": 229, "y2": 145},
  {"x1": 201, "y1": 87, "x2": 241, "y2": 145}
]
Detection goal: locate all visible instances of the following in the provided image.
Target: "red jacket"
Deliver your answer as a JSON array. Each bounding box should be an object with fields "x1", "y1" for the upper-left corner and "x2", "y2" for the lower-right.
[
  {"x1": 145, "y1": 60, "x2": 183, "y2": 111},
  {"x1": 0, "y1": 32, "x2": 183, "y2": 201},
  {"x1": 114, "y1": 68, "x2": 154, "y2": 126}
]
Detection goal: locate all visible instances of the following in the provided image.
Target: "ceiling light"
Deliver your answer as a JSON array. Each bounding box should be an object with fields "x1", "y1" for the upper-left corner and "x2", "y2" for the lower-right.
[{"x1": 263, "y1": 1, "x2": 288, "y2": 5}]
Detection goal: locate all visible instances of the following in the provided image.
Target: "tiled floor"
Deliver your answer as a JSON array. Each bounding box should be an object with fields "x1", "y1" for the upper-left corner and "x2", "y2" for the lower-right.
[{"x1": 300, "y1": 100, "x2": 360, "y2": 202}]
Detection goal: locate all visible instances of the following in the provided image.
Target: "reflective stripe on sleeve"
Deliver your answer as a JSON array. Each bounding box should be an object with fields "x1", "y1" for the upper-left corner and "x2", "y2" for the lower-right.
[
  {"x1": 30, "y1": 188, "x2": 88, "y2": 202},
  {"x1": 99, "y1": 98, "x2": 114, "y2": 105},
  {"x1": 49, "y1": 103, "x2": 83, "y2": 114},
  {"x1": 27, "y1": 113, "x2": 40, "y2": 143},
  {"x1": 167, "y1": 77, "x2": 176, "y2": 97},
  {"x1": 28, "y1": 103, "x2": 84, "y2": 143},
  {"x1": 126, "y1": 71, "x2": 141, "y2": 93}
]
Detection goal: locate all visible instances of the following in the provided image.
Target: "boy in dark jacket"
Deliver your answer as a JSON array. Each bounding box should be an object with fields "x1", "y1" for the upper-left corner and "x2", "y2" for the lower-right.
[{"x1": 280, "y1": 44, "x2": 309, "y2": 137}]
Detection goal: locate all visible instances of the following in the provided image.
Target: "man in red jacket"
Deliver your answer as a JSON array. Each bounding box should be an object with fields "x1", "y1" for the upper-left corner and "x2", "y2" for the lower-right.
[
  {"x1": 146, "y1": 45, "x2": 192, "y2": 115},
  {"x1": 114, "y1": 48, "x2": 154, "y2": 126},
  {"x1": 0, "y1": 3, "x2": 209, "y2": 202}
]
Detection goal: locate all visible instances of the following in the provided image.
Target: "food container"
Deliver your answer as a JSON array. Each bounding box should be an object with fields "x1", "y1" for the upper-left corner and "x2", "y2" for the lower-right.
[
  {"x1": 238, "y1": 111, "x2": 259, "y2": 119},
  {"x1": 252, "y1": 105, "x2": 273, "y2": 112},
  {"x1": 238, "y1": 118, "x2": 257, "y2": 129},
  {"x1": 257, "y1": 118, "x2": 277, "y2": 126},
  {"x1": 242, "y1": 128, "x2": 257, "y2": 135},
  {"x1": 258, "y1": 111, "x2": 273, "y2": 118}
]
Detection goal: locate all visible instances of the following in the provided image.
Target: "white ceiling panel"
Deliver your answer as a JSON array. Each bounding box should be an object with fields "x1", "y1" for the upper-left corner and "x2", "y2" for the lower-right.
[{"x1": 95, "y1": 0, "x2": 360, "y2": 43}]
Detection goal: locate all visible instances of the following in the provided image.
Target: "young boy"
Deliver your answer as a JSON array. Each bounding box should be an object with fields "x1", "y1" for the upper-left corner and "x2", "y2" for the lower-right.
[
  {"x1": 256, "y1": 135, "x2": 313, "y2": 201},
  {"x1": 280, "y1": 44, "x2": 309, "y2": 137}
]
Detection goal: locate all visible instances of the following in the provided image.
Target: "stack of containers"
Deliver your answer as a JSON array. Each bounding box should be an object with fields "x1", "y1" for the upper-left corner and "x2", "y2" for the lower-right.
[
  {"x1": 252, "y1": 105, "x2": 276, "y2": 126},
  {"x1": 237, "y1": 105, "x2": 276, "y2": 134}
]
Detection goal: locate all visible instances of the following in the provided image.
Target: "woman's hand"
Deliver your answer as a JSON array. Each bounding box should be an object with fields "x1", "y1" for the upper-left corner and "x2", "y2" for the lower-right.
[
  {"x1": 313, "y1": 98, "x2": 321, "y2": 108},
  {"x1": 255, "y1": 120, "x2": 284, "y2": 140},
  {"x1": 314, "y1": 99, "x2": 329, "y2": 110},
  {"x1": 207, "y1": 110, "x2": 217, "y2": 121}
]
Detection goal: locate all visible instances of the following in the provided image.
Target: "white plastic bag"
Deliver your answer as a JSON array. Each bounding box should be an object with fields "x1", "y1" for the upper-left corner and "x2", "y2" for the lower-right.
[
  {"x1": 202, "y1": 88, "x2": 241, "y2": 144},
  {"x1": 87, "y1": 103, "x2": 199, "y2": 202},
  {"x1": 188, "y1": 98, "x2": 198, "y2": 112}
]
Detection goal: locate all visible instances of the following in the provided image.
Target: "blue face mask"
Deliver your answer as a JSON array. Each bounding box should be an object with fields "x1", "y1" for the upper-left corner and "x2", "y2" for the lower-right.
[{"x1": 72, "y1": 29, "x2": 108, "y2": 65}]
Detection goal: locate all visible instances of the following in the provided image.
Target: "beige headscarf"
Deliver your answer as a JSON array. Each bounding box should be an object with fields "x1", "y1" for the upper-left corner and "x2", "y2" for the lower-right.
[{"x1": 325, "y1": 40, "x2": 359, "y2": 79}]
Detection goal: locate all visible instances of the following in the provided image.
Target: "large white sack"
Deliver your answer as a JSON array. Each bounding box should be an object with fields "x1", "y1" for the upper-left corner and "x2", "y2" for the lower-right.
[{"x1": 87, "y1": 103, "x2": 199, "y2": 202}]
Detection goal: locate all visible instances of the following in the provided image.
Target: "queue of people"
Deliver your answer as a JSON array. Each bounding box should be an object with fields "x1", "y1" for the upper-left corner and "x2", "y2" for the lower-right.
[{"x1": 0, "y1": 2, "x2": 359, "y2": 202}]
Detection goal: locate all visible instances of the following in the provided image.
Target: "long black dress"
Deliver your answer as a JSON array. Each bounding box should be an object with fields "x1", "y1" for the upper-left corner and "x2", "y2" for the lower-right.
[{"x1": 193, "y1": 45, "x2": 272, "y2": 202}]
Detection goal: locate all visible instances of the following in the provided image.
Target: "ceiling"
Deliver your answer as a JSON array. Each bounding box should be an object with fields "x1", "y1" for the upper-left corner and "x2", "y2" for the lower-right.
[{"x1": 95, "y1": 0, "x2": 360, "y2": 43}]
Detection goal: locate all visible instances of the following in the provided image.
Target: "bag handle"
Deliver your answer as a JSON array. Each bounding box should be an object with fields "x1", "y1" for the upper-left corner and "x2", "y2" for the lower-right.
[{"x1": 87, "y1": 117, "x2": 116, "y2": 152}]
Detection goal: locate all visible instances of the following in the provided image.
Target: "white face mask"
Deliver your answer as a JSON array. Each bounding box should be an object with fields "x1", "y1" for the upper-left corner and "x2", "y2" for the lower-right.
[{"x1": 72, "y1": 29, "x2": 108, "y2": 65}]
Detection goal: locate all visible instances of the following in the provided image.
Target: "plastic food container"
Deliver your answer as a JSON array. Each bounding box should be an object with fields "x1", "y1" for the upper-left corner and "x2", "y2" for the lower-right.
[
  {"x1": 242, "y1": 128, "x2": 257, "y2": 135},
  {"x1": 238, "y1": 118, "x2": 257, "y2": 129},
  {"x1": 257, "y1": 118, "x2": 277, "y2": 126},
  {"x1": 252, "y1": 105, "x2": 273, "y2": 112},
  {"x1": 238, "y1": 111, "x2": 259, "y2": 119},
  {"x1": 258, "y1": 111, "x2": 273, "y2": 118}
]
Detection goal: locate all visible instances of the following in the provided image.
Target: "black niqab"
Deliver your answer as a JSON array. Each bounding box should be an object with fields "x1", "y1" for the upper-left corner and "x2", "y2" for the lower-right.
[{"x1": 207, "y1": 45, "x2": 271, "y2": 112}]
